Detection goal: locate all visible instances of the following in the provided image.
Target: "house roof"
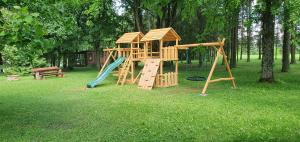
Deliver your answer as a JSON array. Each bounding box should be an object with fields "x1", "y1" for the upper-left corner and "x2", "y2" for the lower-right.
[
  {"x1": 116, "y1": 32, "x2": 144, "y2": 44},
  {"x1": 140, "y1": 28, "x2": 181, "y2": 42}
]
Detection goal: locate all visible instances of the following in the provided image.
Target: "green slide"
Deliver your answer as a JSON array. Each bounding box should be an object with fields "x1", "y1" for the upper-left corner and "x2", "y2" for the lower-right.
[{"x1": 87, "y1": 57, "x2": 125, "y2": 88}]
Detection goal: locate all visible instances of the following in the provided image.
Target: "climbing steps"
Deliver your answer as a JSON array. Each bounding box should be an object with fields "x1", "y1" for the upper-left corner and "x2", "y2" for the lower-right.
[
  {"x1": 117, "y1": 56, "x2": 132, "y2": 85},
  {"x1": 138, "y1": 59, "x2": 160, "y2": 90}
]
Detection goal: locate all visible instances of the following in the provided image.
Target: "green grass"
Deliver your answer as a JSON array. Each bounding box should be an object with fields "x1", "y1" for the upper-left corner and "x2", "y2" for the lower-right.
[{"x1": 0, "y1": 59, "x2": 300, "y2": 141}]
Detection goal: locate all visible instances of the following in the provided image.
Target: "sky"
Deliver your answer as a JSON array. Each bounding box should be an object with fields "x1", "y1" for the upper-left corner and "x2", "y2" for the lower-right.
[{"x1": 113, "y1": 0, "x2": 124, "y2": 15}]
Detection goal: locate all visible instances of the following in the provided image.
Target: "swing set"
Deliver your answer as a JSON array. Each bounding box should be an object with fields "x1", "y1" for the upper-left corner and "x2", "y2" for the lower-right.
[{"x1": 177, "y1": 39, "x2": 236, "y2": 95}]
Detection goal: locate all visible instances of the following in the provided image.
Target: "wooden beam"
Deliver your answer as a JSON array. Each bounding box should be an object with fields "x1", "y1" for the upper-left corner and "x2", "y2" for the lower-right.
[
  {"x1": 209, "y1": 78, "x2": 235, "y2": 83},
  {"x1": 97, "y1": 51, "x2": 114, "y2": 77},
  {"x1": 177, "y1": 42, "x2": 224, "y2": 48}
]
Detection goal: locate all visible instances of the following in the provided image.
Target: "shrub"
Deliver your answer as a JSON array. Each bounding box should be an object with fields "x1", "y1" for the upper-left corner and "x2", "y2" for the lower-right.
[{"x1": 0, "y1": 7, "x2": 49, "y2": 75}]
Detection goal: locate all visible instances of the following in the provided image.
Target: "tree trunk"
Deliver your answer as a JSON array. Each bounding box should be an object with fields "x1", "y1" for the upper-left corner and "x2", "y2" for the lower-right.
[
  {"x1": 275, "y1": 30, "x2": 279, "y2": 60},
  {"x1": 281, "y1": 28, "x2": 290, "y2": 72},
  {"x1": 290, "y1": 32, "x2": 296, "y2": 64},
  {"x1": 259, "y1": 0, "x2": 275, "y2": 82},
  {"x1": 186, "y1": 49, "x2": 191, "y2": 64},
  {"x1": 237, "y1": 42, "x2": 239, "y2": 62},
  {"x1": 51, "y1": 53, "x2": 56, "y2": 66},
  {"x1": 133, "y1": 0, "x2": 144, "y2": 33},
  {"x1": 94, "y1": 40, "x2": 101, "y2": 70},
  {"x1": 246, "y1": 0, "x2": 252, "y2": 62},
  {"x1": 258, "y1": 33, "x2": 262, "y2": 60},
  {"x1": 246, "y1": 27, "x2": 251, "y2": 62},
  {"x1": 230, "y1": 12, "x2": 239, "y2": 68},
  {"x1": 240, "y1": 11, "x2": 244, "y2": 60},
  {"x1": 281, "y1": 4, "x2": 291, "y2": 72},
  {"x1": 290, "y1": 45, "x2": 296, "y2": 64},
  {"x1": 299, "y1": 49, "x2": 300, "y2": 61},
  {"x1": 0, "y1": 53, "x2": 3, "y2": 65},
  {"x1": 57, "y1": 47, "x2": 62, "y2": 67},
  {"x1": 198, "y1": 52, "x2": 203, "y2": 67}
]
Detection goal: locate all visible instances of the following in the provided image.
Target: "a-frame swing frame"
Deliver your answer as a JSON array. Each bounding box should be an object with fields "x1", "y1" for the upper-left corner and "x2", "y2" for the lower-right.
[
  {"x1": 177, "y1": 39, "x2": 236, "y2": 95},
  {"x1": 201, "y1": 39, "x2": 236, "y2": 95}
]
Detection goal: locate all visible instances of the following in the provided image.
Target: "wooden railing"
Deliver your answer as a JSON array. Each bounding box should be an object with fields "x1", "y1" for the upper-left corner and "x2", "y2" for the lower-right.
[
  {"x1": 161, "y1": 46, "x2": 178, "y2": 61},
  {"x1": 155, "y1": 72, "x2": 178, "y2": 87},
  {"x1": 119, "y1": 48, "x2": 131, "y2": 58},
  {"x1": 113, "y1": 48, "x2": 140, "y2": 60}
]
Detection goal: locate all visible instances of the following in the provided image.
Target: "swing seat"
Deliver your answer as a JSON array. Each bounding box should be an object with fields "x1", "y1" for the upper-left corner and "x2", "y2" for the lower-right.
[{"x1": 186, "y1": 76, "x2": 206, "y2": 81}]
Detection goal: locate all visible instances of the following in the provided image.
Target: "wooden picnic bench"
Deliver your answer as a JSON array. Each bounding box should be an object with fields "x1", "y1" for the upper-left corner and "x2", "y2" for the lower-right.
[{"x1": 32, "y1": 66, "x2": 63, "y2": 80}]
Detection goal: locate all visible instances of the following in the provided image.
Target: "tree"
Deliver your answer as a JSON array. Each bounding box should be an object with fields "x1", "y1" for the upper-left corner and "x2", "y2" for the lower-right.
[
  {"x1": 290, "y1": 33, "x2": 296, "y2": 64},
  {"x1": 85, "y1": 0, "x2": 120, "y2": 69},
  {"x1": 0, "y1": 6, "x2": 49, "y2": 74},
  {"x1": 122, "y1": 0, "x2": 145, "y2": 33},
  {"x1": 227, "y1": 1, "x2": 241, "y2": 68},
  {"x1": 258, "y1": 30, "x2": 262, "y2": 60},
  {"x1": 259, "y1": 0, "x2": 277, "y2": 82},
  {"x1": 246, "y1": 0, "x2": 253, "y2": 62},
  {"x1": 240, "y1": 7, "x2": 245, "y2": 60},
  {"x1": 281, "y1": 1, "x2": 291, "y2": 72}
]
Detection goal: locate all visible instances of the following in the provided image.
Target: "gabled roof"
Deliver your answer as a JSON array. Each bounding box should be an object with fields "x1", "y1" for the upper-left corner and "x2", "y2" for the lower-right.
[
  {"x1": 140, "y1": 27, "x2": 181, "y2": 42},
  {"x1": 116, "y1": 32, "x2": 144, "y2": 44}
]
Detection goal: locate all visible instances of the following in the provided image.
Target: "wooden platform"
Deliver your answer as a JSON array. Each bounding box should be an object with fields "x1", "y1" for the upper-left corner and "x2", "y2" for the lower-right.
[{"x1": 138, "y1": 59, "x2": 160, "y2": 90}]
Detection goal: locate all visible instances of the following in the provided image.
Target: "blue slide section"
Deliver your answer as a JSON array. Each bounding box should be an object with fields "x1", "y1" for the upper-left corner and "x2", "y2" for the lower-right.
[{"x1": 87, "y1": 57, "x2": 125, "y2": 88}]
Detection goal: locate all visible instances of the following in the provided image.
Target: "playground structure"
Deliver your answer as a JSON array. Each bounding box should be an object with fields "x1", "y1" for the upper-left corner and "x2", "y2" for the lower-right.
[{"x1": 88, "y1": 28, "x2": 236, "y2": 95}]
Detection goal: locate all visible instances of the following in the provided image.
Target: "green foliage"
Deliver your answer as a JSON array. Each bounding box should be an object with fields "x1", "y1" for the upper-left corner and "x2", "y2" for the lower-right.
[
  {"x1": 0, "y1": 6, "x2": 49, "y2": 74},
  {"x1": 84, "y1": 0, "x2": 121, "y2": 47},
  {"x1": 1, "y1": 45, "x2": 47, "y2": 75}
]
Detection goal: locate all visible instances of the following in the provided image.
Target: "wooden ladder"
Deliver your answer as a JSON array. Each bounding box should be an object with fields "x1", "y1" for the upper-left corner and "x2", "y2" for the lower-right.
[{"x1": 117, "y1": 56, "x2": 132, "y2": 85}]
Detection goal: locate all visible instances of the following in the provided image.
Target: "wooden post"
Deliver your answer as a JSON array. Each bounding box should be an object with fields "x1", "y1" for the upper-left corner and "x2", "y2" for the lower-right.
[
  {"x1": 118, "y1": 44, "x2": 121, "y2": 57},
  {"x1": 131, "y1": 43, "x2": 134, "y2": 83},
  {"x1": 145, "y1": 42, "x2": 148, "y2": 58},
  {"x1": 97, "y1": 51, "x2": 113, "y2": 77},
  {"x1": 160, "y1": 40, "x2": 163, "y2": 75},
  {"x1": 201, "y1": 48, "x2": 221, "y2": 95},
  {"x1": 175, "y1": 39, "x2": 179, "y2": 85}
]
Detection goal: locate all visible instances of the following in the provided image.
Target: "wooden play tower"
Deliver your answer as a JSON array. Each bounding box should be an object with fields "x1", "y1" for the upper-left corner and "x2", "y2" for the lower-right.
[
  {"x1": 139, "y1": 28, "x2": 180, "y2": 89},
  {"x1": 100, "y1": 27, "x2": 236, "y2": 95}
]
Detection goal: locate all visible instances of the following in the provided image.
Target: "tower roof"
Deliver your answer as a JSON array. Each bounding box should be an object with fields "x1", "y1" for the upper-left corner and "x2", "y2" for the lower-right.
[
  {"x1": 141, "y1": 28, "x2": 181, "y2": 42},
  {"x1": 116, "y1": 32, "x2": 144, "y2": 44}
]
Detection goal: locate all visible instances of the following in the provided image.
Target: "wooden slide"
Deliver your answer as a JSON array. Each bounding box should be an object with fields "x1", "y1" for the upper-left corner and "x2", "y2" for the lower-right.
[{"x1": 138, "y1": 59, "x2": 160, "y2": 90}]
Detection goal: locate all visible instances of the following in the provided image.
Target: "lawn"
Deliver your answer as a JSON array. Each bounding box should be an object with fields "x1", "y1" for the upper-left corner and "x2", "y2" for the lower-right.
[{"x1": 0, "y1": 59, "x2": 300, "y2": 141}]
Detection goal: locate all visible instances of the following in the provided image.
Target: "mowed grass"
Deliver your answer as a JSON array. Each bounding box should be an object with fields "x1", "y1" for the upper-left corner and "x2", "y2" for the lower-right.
[{"x1": 0, "y1": 59, "x2": 300, "y2": 141}]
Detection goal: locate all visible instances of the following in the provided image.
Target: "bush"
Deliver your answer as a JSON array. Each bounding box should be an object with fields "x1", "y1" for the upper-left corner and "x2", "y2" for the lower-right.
[
  {"x1": 0, "y1": 7, "x2": 49, "y2": 75},
  {"x1": 1, "y1": 45, "x2": 47, "y2": 75}
]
